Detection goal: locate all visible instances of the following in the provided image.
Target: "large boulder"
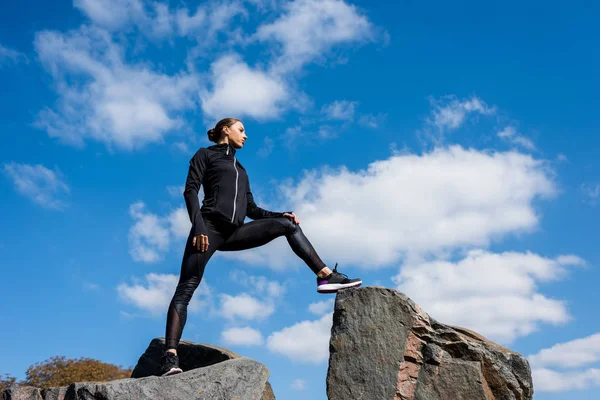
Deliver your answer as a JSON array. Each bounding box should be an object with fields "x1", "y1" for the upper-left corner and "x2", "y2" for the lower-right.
[
  {"x1": 327, "y1": 287, "x2": 533, "y2": 400},
  {"x1": 2, "y1": 339, "x2": 275, "y2": 400}
]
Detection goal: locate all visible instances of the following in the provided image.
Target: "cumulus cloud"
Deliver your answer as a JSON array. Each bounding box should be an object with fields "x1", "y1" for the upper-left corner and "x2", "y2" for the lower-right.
[
  {"x1": 529, "y1": 333, "x2": 600, "y2": 370},
  {"x1": 394, "y1": 250, "x2": 584, "y2": 343},
  {"x1": 255, "y1": 0, "x2": 375, "y2": 73},
  {"x1": 222, "y1": 146, "x2": 557, "y2": 269},
  {"x1": 497, "y1": 126, "x2": 536, "y2": 151},
  {"x1": 308, "y1": 299, "x2": 335, "y2": 315},
  {"x1": 427, "y1": 95, "x2": 495, "y2": 132},
  {"x1": 291, "y1": 379, "x2": 307, "y2": 390},
  {"x1": 200, "y1": 53, "x2": 292, "y2": 121},
  {"x1": 532, "y1": 368, "x2": 600, "y2": 393},
  {"x1": 0, "y1": 43, "x2": 28, "y2": 65},
  {"x1": 322, "y1": 100, "x2": 357, "y2": 121},
  {"x1": 2, "y1": 162, "x2": 69, "y2": 209},
  {"x1": 117, "y1": 272, "x2": 210, "y2": 316},
  {"x1": 74, "y1": 0, "x2": 244, "y2": 40},
  {"x1": 359, "y1": 113, "x2": 386, "y2": 129},
  {"x1": 219, "y1": 293, "x2": 275, "y2": 320},
  {"x1": 229, "y1": 270, "x2": 286, "y2": 298},
  {"x1": 257, "y1": 136, "x2": 274, "y2": 158},
  {"x1": 166, "y1": 185, "x2": 185, "y2": 197},
  {"x1": 128, "y1": 202, "x2": 190, "y2": 262},
  {"x1": 582, "y1": 183, "x2": 600, "y2": 206},
  {"x1": 221, "y1": 326, "x2": 264, "y2": 346},
  {"x1": 34, "y1": 26, "x2": 198, "y2": 150},
  {"x1": 267, "y1": 312, "x2": 333, "y2": 364}
]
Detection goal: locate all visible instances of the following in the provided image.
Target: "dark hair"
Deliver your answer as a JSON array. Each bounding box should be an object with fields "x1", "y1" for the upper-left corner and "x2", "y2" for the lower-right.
[{"x1": 207, "y1": 118, "x2": 241, "y2": 143}]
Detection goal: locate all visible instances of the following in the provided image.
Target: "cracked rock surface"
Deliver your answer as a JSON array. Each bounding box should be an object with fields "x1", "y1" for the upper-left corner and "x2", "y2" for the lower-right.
[
  {"x1": 3, "y1": 339, "x2": 275, "y2": 400},
  {"x1": 326, "y1": 287, "x2": 533, "y2": 400}
]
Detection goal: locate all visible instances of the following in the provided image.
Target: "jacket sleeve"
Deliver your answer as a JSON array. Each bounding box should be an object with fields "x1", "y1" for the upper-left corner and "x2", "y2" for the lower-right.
[
  {"x1": 246, "y1": 180, "x2": 291, "y2": 220},
  {"x1": 184, "y1": 149, "x2": 208, "y2": 236}
]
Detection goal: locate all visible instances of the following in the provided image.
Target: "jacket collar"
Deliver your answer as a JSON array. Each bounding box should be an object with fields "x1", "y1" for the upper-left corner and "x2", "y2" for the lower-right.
[{"x1": 209, "y1": 142, "x2": 237, "y2": 156}]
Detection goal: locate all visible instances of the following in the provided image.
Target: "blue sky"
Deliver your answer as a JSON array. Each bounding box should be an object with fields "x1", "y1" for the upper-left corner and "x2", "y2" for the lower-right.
[{"x1": 1, "y1": 0, "x2": 599, "y2": 398}]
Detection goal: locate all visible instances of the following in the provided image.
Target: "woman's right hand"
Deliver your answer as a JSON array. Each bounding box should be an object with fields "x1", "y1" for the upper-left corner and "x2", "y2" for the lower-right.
[{"x1": 192, "y1": 234, "x2": 209, "y2": 252}]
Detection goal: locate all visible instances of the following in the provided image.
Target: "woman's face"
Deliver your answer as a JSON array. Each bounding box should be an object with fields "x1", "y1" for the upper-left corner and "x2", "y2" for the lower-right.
[{"x1": 224, "y1": 121, "x2": 247, "y2": 149}]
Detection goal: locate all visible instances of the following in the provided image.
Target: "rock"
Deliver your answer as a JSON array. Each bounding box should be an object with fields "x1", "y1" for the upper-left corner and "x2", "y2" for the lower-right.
[
  {"x1": 3, "y1": 339, "x2": 275, "y2": 400},
  {"x1": 2, "y1": 386, "x2": 41, "y2": 400},
  {"x1": 326, "y1": 287, "x2": 533, "y2": 400},
  {"x1": 131, "y1": 338, "x2": 241, "y2": 378},
  {"x1": 65, "y1": 357, "x2": 268, "y2": 400}
]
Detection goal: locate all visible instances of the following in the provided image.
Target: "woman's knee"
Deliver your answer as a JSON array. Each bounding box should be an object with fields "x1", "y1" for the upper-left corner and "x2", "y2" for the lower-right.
[
  {"x1": 173, "y1": 277, "x2": 200, "y2": 304},
  {"x1": 276, "y1": 216, "x2": 300, "y2": 235}
]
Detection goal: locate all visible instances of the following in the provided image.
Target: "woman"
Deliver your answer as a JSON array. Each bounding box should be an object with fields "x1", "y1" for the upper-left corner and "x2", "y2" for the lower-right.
[{"x1": 160, "y1": 118, "x2": 362, "y2": 376}]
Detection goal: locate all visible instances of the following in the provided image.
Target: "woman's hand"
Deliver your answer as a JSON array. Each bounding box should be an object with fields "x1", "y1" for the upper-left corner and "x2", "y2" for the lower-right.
[
  {"x1": 283, "y1": 212, "x2": 300, "y2": 224},
  {"x1": 192, "y1": 234, "x2": 209, "y2": 252}
]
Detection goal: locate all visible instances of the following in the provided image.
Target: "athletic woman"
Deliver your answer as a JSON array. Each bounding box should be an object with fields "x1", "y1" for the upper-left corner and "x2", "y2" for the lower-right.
[{"x1": 160, "y1": 118, "x2": 362, "y2": 376}]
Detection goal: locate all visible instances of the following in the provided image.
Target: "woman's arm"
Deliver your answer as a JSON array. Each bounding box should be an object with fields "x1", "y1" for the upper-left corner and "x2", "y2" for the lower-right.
[{"x1": 184, "y1": 149, "x2": 208, "y2": 236}]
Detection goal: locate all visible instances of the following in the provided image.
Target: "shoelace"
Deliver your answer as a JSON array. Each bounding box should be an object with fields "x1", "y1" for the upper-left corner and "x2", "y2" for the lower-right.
[{"x1": 332, "y1": 263, "x2": 349, "y2": 279}]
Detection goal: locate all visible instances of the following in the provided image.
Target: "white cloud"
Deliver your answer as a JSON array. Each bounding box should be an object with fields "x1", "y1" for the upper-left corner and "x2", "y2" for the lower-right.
[
  {"x1": 2, "y1": 162, "x2": 70, "y2": 210},
  {"x1": 497, "y1": 126, "x2": 536, "y2": 150},
  {"x1": 73, "y1": 0, "x2": 241, "y2": 39},
  {"x1": 128, "y1": 202, "x2": 171, "y2": 262},
  {"x1": 221, "y1": 326, "x2": 264, "y2": 346},
  {"x1": 529, "y1": 333, "x2": 600, "y2": 369},
  {"x1": 223, "y1": 146, "x2": 557, "y2": 269},
  {"x1": 83, "y1": 282, "x2": 100, "y2": 291},
  {"x1": 394, "y1": 250, "x2": 584, "y2": 343},
  {"x1": 257, "y1": 136, "x2": 274, "y2": 158},
  {"x1": 166, "y1": 185, "x2": 185, "y2": 197},
  {"x1": 291, "y1": 379, "x2": 307, "y2": 391},
  {"x1": 219, "y1": 293, "x2": 275, "y2": 320},
  {"x1": 167, "y1": 206, "x2": 192, "y2": 239},
  {"x1": 117, "y1": 273, "x2": 209, "y2": 316},
  {"x1": 199, "y1": 53, "x2": 291, "y2": 121},
  {"x1": 428, "y1": 95, "x2": 495, "y2": 132},
  {"x1": 267, "y1": 312, "x2": 332, "y2": 364},
  {"x1": 0, "y1": 43, "x2": 28, "y2": 65},
  {"x1": 229, "y1": 270, "x2": 286, "y2": 298},
  {"x1": 128, "y1": 203, "x2": 189, "y2": 262},
  {"x1": 358, "y1": 113, "x2": 385, "y2": 129},
  {"x1": 308, "y1": 299, "x2": 335, "y2": 315},
  {"x1": 322, "y1": 100, "x2": 357, "y2": 121},
  {"x1": 34, "y1": 26, "x2": 199, "y2": 150},
  {"x1": 255, "y1": 0, "x2": 375, "y2": 73},
  {"x1": 528, "y1": 332, "x2": 600, "y2": 392},
  {"x1": 532, "y1": 368, "x2": 600, "y2": 393},
  {"x1": 582, "y1": 183, "x2": 600, "y2": 205}
]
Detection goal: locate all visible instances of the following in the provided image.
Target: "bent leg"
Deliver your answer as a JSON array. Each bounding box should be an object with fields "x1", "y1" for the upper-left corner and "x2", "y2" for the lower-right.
[
  {"x1": 220, "y1": 217, "x2": 327, "y2": 275},
  {"x1": 165, "y1": 224, "x2": 224, "y2": 350}
]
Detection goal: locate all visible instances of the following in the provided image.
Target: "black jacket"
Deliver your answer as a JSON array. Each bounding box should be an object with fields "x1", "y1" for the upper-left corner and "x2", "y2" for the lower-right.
[{"x1": 184, "y1": 143, "x2": 288, "y2": 236}]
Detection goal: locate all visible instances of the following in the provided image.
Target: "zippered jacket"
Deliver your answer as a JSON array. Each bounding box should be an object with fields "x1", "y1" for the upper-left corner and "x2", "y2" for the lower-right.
[{"x1": 184, "y1": 143, "x2": 290, "y2": 236}]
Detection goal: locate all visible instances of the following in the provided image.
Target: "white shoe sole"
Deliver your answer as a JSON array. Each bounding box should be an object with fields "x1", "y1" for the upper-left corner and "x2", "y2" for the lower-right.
[
  {"x1": 162, "y1": 367, "x2": 183, "y2": 376},
  {"x1": 317, "y1": 280, "x2": 362, "y2": 293}
]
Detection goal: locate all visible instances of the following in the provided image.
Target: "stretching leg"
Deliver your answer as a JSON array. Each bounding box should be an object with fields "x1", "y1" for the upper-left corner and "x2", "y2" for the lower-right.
[
  {"x1": 165, "y1": 223, "x2": 224, "y2": 350},
  {"x1": 220, "y1": 217, "x2": 327, "y2": 275}
]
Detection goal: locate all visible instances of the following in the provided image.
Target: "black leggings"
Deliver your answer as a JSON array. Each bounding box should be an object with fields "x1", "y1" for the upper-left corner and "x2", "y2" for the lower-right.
[{"x1": 165, "y1": 216, "x2": 327, "y2": 350}]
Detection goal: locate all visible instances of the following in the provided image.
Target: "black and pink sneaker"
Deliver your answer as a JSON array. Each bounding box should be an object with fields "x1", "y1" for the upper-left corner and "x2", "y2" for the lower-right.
[{"x1": 317, "y1": 263, "x2": 362, "y2": 294}]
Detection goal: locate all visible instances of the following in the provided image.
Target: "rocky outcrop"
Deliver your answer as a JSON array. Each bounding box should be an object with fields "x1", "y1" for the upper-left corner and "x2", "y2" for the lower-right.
[
  {"x1": 327, "y1": 287, "x2": 533, "y2": 400},
  {"x1": 3, "y1": 339, "x2": 275, "y2": 400}
]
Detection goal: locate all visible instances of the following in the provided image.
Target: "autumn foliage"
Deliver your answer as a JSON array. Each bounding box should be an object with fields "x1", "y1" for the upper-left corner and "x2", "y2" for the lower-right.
[
  {"x1": 1, "y1": 356, "x2": 132, "y2": 390},
  {"x1": 0, "y1": 374, "x2": 17, "y2": 391}
]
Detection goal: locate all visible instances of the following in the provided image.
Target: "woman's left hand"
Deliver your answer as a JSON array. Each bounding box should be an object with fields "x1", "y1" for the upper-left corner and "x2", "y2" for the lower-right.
[{"x1": 283, "y1": 212, "x2": 300, "y2": 224}]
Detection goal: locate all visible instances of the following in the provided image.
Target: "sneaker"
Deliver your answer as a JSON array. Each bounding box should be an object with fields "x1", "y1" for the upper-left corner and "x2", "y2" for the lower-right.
[
  {"x1": 317, "y1": 263, "x2": 362, "y2": 294},
  {"x1": 160, "y1": 351, "x2": 183, "y2": 376}
]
